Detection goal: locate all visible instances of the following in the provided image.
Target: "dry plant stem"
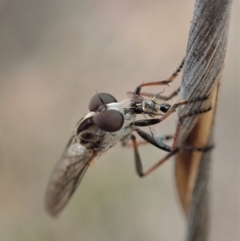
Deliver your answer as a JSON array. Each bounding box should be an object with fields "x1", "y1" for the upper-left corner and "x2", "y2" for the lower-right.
[
  {"x1": 175, "y1": 84, "x2": 219, "y2": 213},
  {"x1": 172, "y1": 0, "x2": 232, "y2": 241}
]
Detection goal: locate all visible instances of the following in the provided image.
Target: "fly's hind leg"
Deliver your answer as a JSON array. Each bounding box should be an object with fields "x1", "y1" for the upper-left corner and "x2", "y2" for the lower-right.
[
  {"x1": 123, "y1": 134, "x2": 173, "y2": 148},
  {"x1": 130, "y1": 105, "x2": 213, "y2": 177},
  {"x1": 131, "y1": 132, "x2": 213, "y2": 178},
  {"x1": 131, "y1": 133, "x2": 178, "y2": 177}
]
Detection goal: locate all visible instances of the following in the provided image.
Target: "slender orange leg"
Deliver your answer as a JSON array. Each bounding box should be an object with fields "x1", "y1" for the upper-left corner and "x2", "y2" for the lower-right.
[
  {"x1": 124, "y1": 135, "x2": 173, "y2": 148},
  {"x1": 139, "y1": 59, "x2": 184, "y2": 89},
  {"x1": 130, "y1": 106, "x2": 213, "y2": 177},
  {"x1": 132, "y1": 95, "x2": 210, "y2": 127}
]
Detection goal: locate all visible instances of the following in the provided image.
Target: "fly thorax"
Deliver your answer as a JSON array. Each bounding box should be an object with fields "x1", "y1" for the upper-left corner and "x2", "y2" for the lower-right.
[{"x1": 142, "y1": 100, "x2": 156, "y2": 115}]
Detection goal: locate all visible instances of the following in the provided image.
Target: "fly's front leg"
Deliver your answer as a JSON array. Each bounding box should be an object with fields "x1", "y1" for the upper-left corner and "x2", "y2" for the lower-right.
[{"x1": 134, "y1": 59, "x2": 184, "y2": 96}]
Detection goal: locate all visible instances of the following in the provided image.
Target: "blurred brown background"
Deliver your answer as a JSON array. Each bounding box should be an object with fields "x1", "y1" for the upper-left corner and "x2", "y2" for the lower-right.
[{"x1": 0, "y1": 1, "x2": 239, "y2": 241}]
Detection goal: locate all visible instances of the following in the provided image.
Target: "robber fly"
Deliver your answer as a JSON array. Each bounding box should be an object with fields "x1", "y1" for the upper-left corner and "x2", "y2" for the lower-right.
[
  {"x1": 44, "y1": 59, "x2": 210, "y2": 216},
  {"x1": 44, "y1": 89, "x2": 173, "y2": 216}
]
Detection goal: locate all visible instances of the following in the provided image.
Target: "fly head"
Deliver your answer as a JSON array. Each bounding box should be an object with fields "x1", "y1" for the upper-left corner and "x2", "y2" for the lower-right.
[{"x1": 89, "y1": 93, "x2": 124, "y2": 133}]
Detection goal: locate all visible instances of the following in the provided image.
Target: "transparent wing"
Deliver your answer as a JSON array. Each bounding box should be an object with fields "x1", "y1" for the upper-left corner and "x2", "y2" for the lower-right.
[
  {"x1": 127, "y1": 91, "x2": 162, "y2": 101},
  {"x1": 44, "y1": 134, "x2": 98, "y2": 216},
  {"x1": 126, "y1": 91, "x2": 144, "y2": 102}
]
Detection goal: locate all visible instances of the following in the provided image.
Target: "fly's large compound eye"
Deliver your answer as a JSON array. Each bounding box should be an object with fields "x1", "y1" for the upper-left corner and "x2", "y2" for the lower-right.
[
  {"x1": 160, "y1": 103, "x2": 171, "y2": 113},
  {"x1": 89, "y1": 93, "x2": 117, "y2": 112},
  {"x1": 94, "y1": 109, "x2": 124, "y2": 132}
]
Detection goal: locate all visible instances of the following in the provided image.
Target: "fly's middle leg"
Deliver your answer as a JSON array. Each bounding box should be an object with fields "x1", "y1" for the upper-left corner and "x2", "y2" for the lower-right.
[{"x1": 132, "y1": 95, "x2": 210, "y2": 128}]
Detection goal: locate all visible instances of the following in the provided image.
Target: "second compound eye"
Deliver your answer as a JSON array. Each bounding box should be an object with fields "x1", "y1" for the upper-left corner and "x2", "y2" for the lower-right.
[
  {"x1": 94, "y1": 109, "x2": 124, "y2": 132},
  {"x1": 89, "y1": 93, "x2": 117, "y2": 112}
]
